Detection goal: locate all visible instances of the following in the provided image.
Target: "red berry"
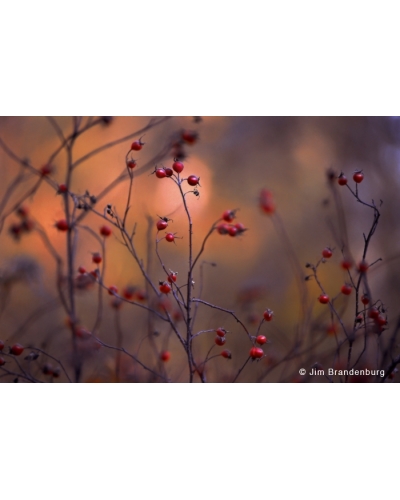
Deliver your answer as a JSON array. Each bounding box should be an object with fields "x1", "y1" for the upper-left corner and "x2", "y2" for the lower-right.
[
  {"x1": 167, "y1": 272, "x2": 177, "y2": 283},
  {"x1": 131, "y1": 140, "x2": 144, "y2": 151},
  {"x1": 135, "y1": 289, "x2": 147, "y2": 301},
  {"x1": 361, "y1": 294, "x2": 370, "y2": 305},
  {"x1": 216, "y1": 223, "x2": 230, "y2": 235},
  {"x1": 123, "y1": 286, "x2": 136, "y2": 300},
  {"x1": 327, "y1": 324, "x2": 337, "y2": 335},
  {"x1": 222, "y1": 210, "x2": 236, "y2": 223},
  {"x1": 16, "y1": 206, "x2": 29, "y2": 218},
  {"x1": 0, "y1": 340, "x2": 4, "y2": 351},
  {"x1": 165, "y1": 168, "x2": 173, "y2": 177},
  {"x1": 250, "y1": 347, "x2": 264, "y2": 359},
  {"x1": 165, "y1": 233, "x2": 175, "y2": 243},
  {"x1": 10, "y1": 343, "x2": 24, "y2": 356},
  {"x1": 368, "y1": 307, "x2": 379, "y2": 319},
  {"x1": 42, "y1": 364, "x2": 54, "y2": 376},
  {"x1": 127, "y1": 160, "x2": 137, "y2": 169},
  {"x1": 159, "y1": 282, "x2": 172, "y2": 294},
  {"x1": 215, "y1": 336, "x2": 226, "y2": 346},
  {"x1": 58, "y1": 184, "x2": 68, "y2": 193},
  {"x1": 338, "y1": 174, "x2": 348, "y2": 186},
  {"x1": 9, "y1": 223, "x2": 22, "y2": 239},
  {"x1": 155, "y1": 168, "x2": 166, "y2": 179},
  {"x1": 0, "y1": 357, "x2": 5, "y2": 366},
  {"x1": 228, "y1": 226, "x2": 238, "y2": 237},
  {"x1": 263, "y1": 309, "x2": 274, "y2": 321},
  {"x1": 375, "y1": 315, "x2": 387, "y2": 327},
  {"x1": 322, "y1": 247, "x2": 333, "y2": 259},
  {"x1": 216, "y1": 328, "x2": 228, "y2": 337},
  {"x1": 21, "y1": 219, "x2": 34, "y2": 232},
  {"x1": 40, "y1": 164, "x2": 53, "y2": 176},
  {"x1": 78, "y1": 266, "x2": 86, "y2": 274},
  {"x1": 353, "y1": 171, "x2": 364, "y2": 183},
  {"x1": 55, "y1": 219, "x2": 69, "y2": 231},
  {"x1": 181, "y1": 130, "x2": 198, "y2": 144},
  {"x1": 341, "y1": 284, "x2": 352, "y2": 295},
  {"x1": 92, "y1": 252, "x2": 102, "y2": 264},
  {"x1": 172, "y1": 161, "x2": 184, "y2": 173},
  {"x1": 358, "y1": 260, "x2": 369, "y2": 273},
  {"x1": 160, "y1": 351, "x2": 171, "y2": 362},
  {"x1": 221, "y1": 349, "x2": 232, "y2": 359},
  {"x1": 318, "y1": 294, "x2": 329, "y2": 304},
  {"x1": 234, "y1": 222, "x2": 246, "y2": 234},
  {"x1": 341, "y1": 259, "x2": 352, "y2": 270},
  {"x1": 256, "y1": 335, "x2": 267, "y2": 345},
  {"x1": 100, "y1": 225, "x2": 112, "y2": 237},
  {"x1": 156, "y1": 219, "x2": 168, "y2": 231},
  {"x1": 259, "y1": 189, "x2": 275, "y2": 215},
  {"x1": 187, "y1": 175, "x2": 200, "y2": 186},
  {"x1": 108, "y1": 285, "x2": 118, "y2": 296}
]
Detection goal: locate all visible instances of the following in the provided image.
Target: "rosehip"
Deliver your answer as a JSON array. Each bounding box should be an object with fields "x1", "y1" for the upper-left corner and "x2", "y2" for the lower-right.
[
  {"x1": 361, "y1": 294, "x2": 370, "y2": 305},
  {"x1": 155, "y1": 168, "x2": 166, "y2": 178},
  {"x1": 40, "y1": 164, "x2": 53, "y2": 176},
  {"x1": 222, "y1": 210, "x2": 236, "y2": 223},
  {"x1": 216, "y1": 328, "x2": 228, "y2": 337},
  {"x1": 341, "y1": 284, "x2": 352, "y2": 295},
  {"x1": 92, "y1": 253, "x2": 102, "y2": 264},
  {"x1": 55, "y1": 219, "x2": 69, "y2": 231},
  {"x1": 127, "y1": 160, "x2": 137, "y2": 169},
  {"x1": 165, "y1": 168, "x2": 173, "y2": 177},
  {"x1": 160, "y1": 351, "x2": 171, "y2": 362},
  {"x1": 108, "y1": 285, "x2": 118, "y2": 295},
  {"x1": 187, "y1": 175, "x2": 200, "y2": 186},
  {"x1": 368, "y1": 307, "x2": 379, "y2": 319},
  {"x1": 250, "y1": 347, "x2": 264, "y2": 359},
  {"x1": 0, "y1": 357, "x2": 5, "y2": 366},
  {"x1": 322, "y1": 247, "x2": 333, "y2": 259},
  {"x1": 181, "y1": 130, "x2": 198, "y2": 144},
  {"x1": 341, "y1": 259, "x2": 352, "y2": 270},
  {"x1": 123, "y1": 286, "x2": 136, "y2": 300},
  {"x1": 135, "y1": 289, "x2": 147, "y2": 301},
  {"x1": 156, "y1": 219, "x2": 168, "y2": 231},
  {"x1": 131, "y1": 139, "x2": 144, "y2": 151},
  {"x1": 78, "y1": 266, "x2": 87, "y2": 274},
  {"x1": 256, "y1": 335, "x2": 267, "y2": 345},
  {"x1": 215, "y1": 336, "x2": 226, "y2": 346},
  {"x1": 353, "y1": 171, "x2": 364, "y2": 183},
  {"x1": 16, "y1": 206, "x2": 29, "y2": 218},
  {"x1": 217, "y1": 223, "x2": 230, "y2": 235},
  {"x1": 263, "y1": 309, "x2": 274, "y2": 321},
  {"x1": 375, "y1": 315, "x2": 387, "y2": 327},
  {"x1": 318, "y1": 294, "x2": 329, "y2": 304},
  {"x1": 100, "y1": 225, "x2": 112, "y2": 237},
  {"x1": 338, "y1": 174, "x2": 348, "y2": 186},
  {"x1": 10, "y1": 344, "x2": 24, "y2": 356},
  {"x1": 221, "y1": 350, "x2": 232, "y2": 359},
  {"x1": 159, "y1": 282, "x2": 172, "y2": 294},
  {"x1": 228, "y1": 226, "x2": 238, "y2": 237},
  {"x1": 259, "y1": 189, "x2": 275, "y2": 215},
  {"x1": 58, "y1": 184, "x2": 68, "y2": 194},
  {"x1": 167, "y1": 272, "x2": 177, "y2": 283},
  {"x1": 165, "y1": 233, "x2": 175, "y2": 243},
  {"x1": 358, "y1": 260, "x2": 369, "y2": 273},
  {"x1": 0, "y1": 340, "x2": 4, "y2": 351},
  {"x1": 172, "y1": 160, "x2": 184, "y2": 173}
]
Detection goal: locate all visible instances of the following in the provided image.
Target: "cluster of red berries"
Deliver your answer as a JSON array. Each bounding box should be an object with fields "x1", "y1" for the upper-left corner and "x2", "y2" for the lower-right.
[
  {"x1": 8, "y1": 206, "x2": 35, "y2": 240},
  {"x1": 214, "y1": 327, "x2": 228, "y2": 346},
  {"x1": 217, "y1": 210, "x2": 247, "y2": 237},
  {"x1": 337, "y1": 170, "x2": 364, "y2": 186}
]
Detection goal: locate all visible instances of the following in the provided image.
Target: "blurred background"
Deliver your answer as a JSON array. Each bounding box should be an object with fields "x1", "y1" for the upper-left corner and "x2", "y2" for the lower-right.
[{"x1": 0, "y1": 116, "x2": 399, "y2": 382}]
